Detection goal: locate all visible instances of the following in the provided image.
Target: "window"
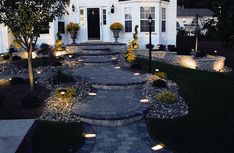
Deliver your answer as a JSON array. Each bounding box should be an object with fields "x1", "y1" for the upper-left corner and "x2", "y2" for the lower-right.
[
  {"x1": 80, "y1": 9, "x2": 84, "y2": 25},
  {"x1": 40, "y1": 22, "x2": 50, "y2": 34},
  {"x1": 162, "y1": 8, "x2": 166, "y2": 32},
  {"x1": 124, "y1": 7, "x2": 132, "y2": 32},
  {"x1": 140, "y1": 7, "x2": 155, "y2": 32},
  {"x1": 58, "y1": 16, "x2": 65, "y2": 34},
  {"x1": 103, "y1": 9, "x2": 107, "y2": 25}
]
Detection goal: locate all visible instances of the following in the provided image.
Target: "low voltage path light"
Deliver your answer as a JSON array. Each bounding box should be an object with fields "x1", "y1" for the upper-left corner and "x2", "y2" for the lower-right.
[{"x1": 146, "y1": 14, "x2": 154, "y2": 73}]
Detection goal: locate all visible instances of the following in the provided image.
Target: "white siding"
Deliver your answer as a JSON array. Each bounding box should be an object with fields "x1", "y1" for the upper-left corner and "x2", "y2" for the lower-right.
[{"x1": 0, "y1": 24, "x2": 9, "y2": 53}]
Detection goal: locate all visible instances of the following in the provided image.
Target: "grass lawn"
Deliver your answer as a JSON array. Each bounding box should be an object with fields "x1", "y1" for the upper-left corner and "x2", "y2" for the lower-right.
[
  {"x1": 136, "y1": 57, "x2": 234, "y2": 153},
  {"x1": 32, "y1": 120, "x2": 85, "y2": 153}
]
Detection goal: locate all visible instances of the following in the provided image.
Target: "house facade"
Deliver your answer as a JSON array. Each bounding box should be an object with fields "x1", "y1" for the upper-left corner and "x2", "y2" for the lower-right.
[
  {"x1": 177, "y1": 6, "x2": 214, "y2": 34},
  {"x1": 0, "y1": 0, "x2": 177, "y2": 53}
]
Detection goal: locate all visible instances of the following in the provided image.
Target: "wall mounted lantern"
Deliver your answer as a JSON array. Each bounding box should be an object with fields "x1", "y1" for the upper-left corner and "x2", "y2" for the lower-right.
[
  {"x1": 111, "y1": 5, "x2": 115, "y2": 13},
  {"x1": 72, "y1": 4, "x2": 75, "y2": 12}
]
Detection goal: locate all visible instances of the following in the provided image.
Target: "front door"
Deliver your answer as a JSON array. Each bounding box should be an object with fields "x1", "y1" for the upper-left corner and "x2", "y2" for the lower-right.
[{"x1": 87, "y1": 8, "x2": 100, "y2": 40}]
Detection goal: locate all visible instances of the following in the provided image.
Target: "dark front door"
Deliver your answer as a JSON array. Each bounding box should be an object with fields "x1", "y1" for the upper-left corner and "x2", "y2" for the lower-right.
[{"x1": 87, "y1": 8, "x2": 100, "y2": 40}]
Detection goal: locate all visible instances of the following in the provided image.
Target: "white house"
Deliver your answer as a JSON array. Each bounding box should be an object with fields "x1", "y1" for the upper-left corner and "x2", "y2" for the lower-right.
[
  {"x1": 0, "y1": 0, "x2": 177, "y2": 53},
  {"x1": 177, "y1": 6, "x2": 214, "y2": 34}
]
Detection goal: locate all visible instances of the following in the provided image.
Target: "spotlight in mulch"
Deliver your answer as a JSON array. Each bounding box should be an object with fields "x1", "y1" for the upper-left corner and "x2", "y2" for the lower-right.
[
  {"x1": 89, "y1": 93, "x2": 97, "y2": 96},
  {"x1": 133, "y1": 73, "x2": 140, "y2": 76},
  {"x1": 36, "y1": 70, "x2": 42, "y2": 74},
  {"x1": 69, "y1": 55, "x2": 73, "y2": 58},
  {"x1": 9, "y1": 78, "x2": 12, "y2": 81},
  {"x1": 85, "y1": 133, "x2": 96, "y2": 138},
  {"x1": 115, "y1": 66, "x2": 121, "y2": 69},
  {"x1": 151, "y1": 144, "x2": 164, "y2": 151},
  {"x1": 111, "y1": 57, "x2": 117, "y2": 60},
  {"x1": 140, "y1": 99, "x2": 149, "y2": 103},
  {"x1": 155, "y1": 69, "x2": 159, "y2": 72}
]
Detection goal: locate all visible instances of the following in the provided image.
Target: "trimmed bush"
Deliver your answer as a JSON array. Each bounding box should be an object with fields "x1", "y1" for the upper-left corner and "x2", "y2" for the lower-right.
[
  {"x1": 21, "y1": 93, "x2": 42, "y2": 109},
  {"x1": 55, "y1": 87, "x2": 76, "y2": 99},
  {"x1": 155, "y1": 91, "x2": 176, "y2": 104},
  {"x1": 3, "y1": 54, "x2": 10, "y2": 61},
  {"x1": 131, "y1": 63, "x2": 142, "y2": 70},
  {"x1": 195, "y1": 51, "x2": 207, "y2": 58},
  {"x1": 10, "y1": 77, "x2": 26, "y2": 86},
  {"x1": 110, "y1": 22, "x2": 123, "y2": 30},
  {"x1": 155, "y1": 72, "x2": 167, "y2": 80},
  {"x1": 168, "y1": 45, "x2": 177, "y2": 52},
  {"x1": 157, "y1": 44, "x2": 166, "y2": 51},
  {"x1": 153, "y1": 79, "x2": 167, "y2": 88},
  {"x1": 11, "y1": 56, "x2": 21, "y2": 61}
]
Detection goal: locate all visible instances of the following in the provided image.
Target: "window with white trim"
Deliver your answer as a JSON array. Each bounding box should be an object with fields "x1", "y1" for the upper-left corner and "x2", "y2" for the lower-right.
[
  {"x1": 140, "y1": 7, "x2": 155, "y2": 32},
  {"x1": 124, "y1": 7, "x2": 132, "y2": 32},
  {"x1": 58, "y1": 15, "x2": 65, "y2": 34},
  {"x1": 162, "y1": 8, "x2": 166, "y2": 32}
]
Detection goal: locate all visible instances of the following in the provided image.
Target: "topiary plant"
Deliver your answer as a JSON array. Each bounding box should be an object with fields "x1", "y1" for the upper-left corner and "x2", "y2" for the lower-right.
[
  {"x1": 3, "y1": 54, "x2": 10, "y2": 61},
  {"x1": 155, "y1": 91, "x2": 176, "y2": 104},
  {"x1": 155, "y1": 72, "x2": 167, "y2": 80},
  {"x1": 153, "y1": 79, "x2": 167, "y2": 88},
  {"x1": 55, "y1": 87, "x2": 76, "y2": 100},
  {"x1": 110, "y1": 22, "x2": 123, "y2": 30}
]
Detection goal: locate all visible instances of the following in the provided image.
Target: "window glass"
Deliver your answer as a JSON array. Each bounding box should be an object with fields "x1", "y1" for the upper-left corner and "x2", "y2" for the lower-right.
[
  {"x1": 125, "y1": 7, "x2": 132, "y2": 32},
  {"x1": 140, "y1": 7, "x2": 155, "y2": 32}
]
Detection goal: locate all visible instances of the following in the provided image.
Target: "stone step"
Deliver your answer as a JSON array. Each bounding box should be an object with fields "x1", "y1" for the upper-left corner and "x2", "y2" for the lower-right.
[
  {"x1": 74, "y1": 51, "x2": 120, "y2": 56},
  {"x1": 80, "y1": 56, "x2": 118, "y2": 64},
  {"x1": 72, "y1": 88, "x2": 150, "y2": 126}
]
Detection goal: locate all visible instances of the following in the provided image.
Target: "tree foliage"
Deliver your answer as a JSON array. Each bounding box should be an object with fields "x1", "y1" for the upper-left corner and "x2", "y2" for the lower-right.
[
  {"x1": 0, "y1": 0, "x2": 70, "y2": 90},
  {"x1": 0, "y1": 0, "x2": 70, "y2": 50},
  {"x1": 212, "y1": 0, "x2": 234, "y2": 47}
]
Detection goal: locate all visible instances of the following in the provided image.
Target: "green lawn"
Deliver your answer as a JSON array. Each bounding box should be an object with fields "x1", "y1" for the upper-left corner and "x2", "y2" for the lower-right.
[
  {"x1": 32, "y1": 120, "x2": 85, "y2": 153},
  {"x1": 136, "y1": 57, "x2": 234, "y2": 153}
]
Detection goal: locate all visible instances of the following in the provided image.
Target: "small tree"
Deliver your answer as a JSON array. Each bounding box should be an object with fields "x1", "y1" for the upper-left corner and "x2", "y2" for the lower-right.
[
  {"x1": 125, "y1": 42, "x2": 136, "y2": 64},
  {"x1": 0, "y1": 0, "x2": 70, "y2": 91}
]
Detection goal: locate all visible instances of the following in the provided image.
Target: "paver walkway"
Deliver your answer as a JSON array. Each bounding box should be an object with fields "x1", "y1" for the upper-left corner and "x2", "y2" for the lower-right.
[
  {"x1": 77, "y1": 120, "x2": 172, "y2": 153},
  {"x1": 70, "y1": 48, "x2": 172, "y2": 153}
]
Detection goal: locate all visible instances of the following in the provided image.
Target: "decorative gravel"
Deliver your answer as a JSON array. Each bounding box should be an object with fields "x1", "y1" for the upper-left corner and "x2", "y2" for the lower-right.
[
  {"x1": 61, "y1": 57, "x2": 84, "y2": 69},
  {"x1": 143, "y1": 75, "x2": 189, "y2": 119},
  {"x1": 39, "y1": 77, "x2": 91, "y2": 122}
]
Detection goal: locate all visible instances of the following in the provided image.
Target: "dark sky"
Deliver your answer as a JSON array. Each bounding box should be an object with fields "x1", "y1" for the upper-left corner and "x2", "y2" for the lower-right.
[{"x1": 178, "y1": 0, "x2": 212, "y2": 9}]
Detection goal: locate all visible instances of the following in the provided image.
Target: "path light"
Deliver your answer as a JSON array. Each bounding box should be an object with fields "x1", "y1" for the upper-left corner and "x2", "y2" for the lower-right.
[
  {"x1": 89, "y1": 93, "x2": 97, "y2": 96},
  {"x1": 9, "y1": 78, "x2": 12, "y2": 81},
  {"x1": 151, "y1": 144, "x2": 164, "y2": 151},
  {"x1": 115, "y1": 66, "x2": 121, "y2": 69},
  {"x1": 111, "y1": 57, "x2": 117, "y2": 60},
  {"x1": 69, "y1": 55, "x2": 73, "y2": 58},
  {"x1": 85, "y1": 133, "x2": 96, "y2": 138},
  {"x1": 78, "y1": 59, "x2": 83, "y2": 62},
  {"x1": 140, "y1": 99, "x2": 149, "y2": 103},
  {"x1": 60, "y1": 91, "x2": 66, "y2": 95},
  {"x1": 36, "y1": 70, "x2": 42, "y2": 74},
  {"x1": 155, "y1": 69, "x2": 159, "y2": 72},
  {"x1": 134, "y1": 73, "x2": 140, "y2": 76}
]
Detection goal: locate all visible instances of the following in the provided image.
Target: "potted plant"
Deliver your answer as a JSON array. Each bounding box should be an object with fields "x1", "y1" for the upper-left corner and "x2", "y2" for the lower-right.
[
  {"x1": 110, "y1": 22, "x2": 123, "y2": 43},
  {"x1": 66, "y1": 22, "x2": 80, "y2": 45}
]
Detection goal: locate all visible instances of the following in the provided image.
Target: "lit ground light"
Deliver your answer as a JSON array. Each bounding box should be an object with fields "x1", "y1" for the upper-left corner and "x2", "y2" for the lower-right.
[
  {"x1": 84, "y1": 133, "x2": 96, "y2": 138},
  {"x1": 151, "y1": 144, "x2": 164, "y2": 151}
]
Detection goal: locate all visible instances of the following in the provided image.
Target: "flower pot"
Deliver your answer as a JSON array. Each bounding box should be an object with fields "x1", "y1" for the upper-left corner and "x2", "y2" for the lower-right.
[
  {"x1": 70, "y1": 31, "x2": 77, "y2": 45},
  {"x1": 112, "y1": 30, "x2": 120, "y2": 43}
]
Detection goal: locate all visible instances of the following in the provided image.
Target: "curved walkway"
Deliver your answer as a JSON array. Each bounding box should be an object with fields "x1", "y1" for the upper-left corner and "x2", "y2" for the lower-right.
[{"x1": 70, "y1": 48, "x2": 172, "y2": 153}]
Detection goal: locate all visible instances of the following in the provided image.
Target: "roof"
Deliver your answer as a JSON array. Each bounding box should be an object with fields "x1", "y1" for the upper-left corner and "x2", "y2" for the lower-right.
[{"x1": 177, "y1": 6, "x2": 214, "y2": 17}]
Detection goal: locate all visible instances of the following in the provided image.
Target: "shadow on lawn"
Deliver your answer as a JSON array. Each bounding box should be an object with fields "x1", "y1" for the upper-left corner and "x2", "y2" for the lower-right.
[{"x1": 136, "y1": 57, "x2": 234, "y2": 153}]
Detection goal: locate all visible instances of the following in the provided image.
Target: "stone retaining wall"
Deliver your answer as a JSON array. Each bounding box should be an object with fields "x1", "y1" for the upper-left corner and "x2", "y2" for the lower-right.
[{"x1": 137, "y1": 50, "x2": 226, "y2": 72}]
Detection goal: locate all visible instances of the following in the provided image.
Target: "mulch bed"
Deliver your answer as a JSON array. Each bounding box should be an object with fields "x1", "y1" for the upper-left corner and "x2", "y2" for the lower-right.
[{"x1": 0, "y1": 83, "x2": 50, "y2": 119}]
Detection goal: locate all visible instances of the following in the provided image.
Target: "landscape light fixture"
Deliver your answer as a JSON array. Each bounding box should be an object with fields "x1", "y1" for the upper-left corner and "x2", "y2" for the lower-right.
[
  {"x1": 72, "y1": 4, "x2": 75, "y2": 12},
  {"x1": 111, "y1": 5, "x2": 115, "y2": 13},
  {"x1": 146, "y1": 14, "x2": 154, "y2": 73},
  {"x1": 151, "y1": 144, "x2": 164, "y2": 151}
]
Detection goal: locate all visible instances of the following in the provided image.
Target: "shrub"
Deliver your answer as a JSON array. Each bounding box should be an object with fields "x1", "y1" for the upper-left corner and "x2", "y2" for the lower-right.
[
  {"x1": 155, "y1": 91, "x2": 176, "y2": 104},
  {"x1": 52, "y1": 69, "x2": 76, "y2": 85},
  {"x1": 177, "y1": 50, "x2": 191, "y2": 55},
  {"x1": 157, "y1": 44, "x2": 166, "y2": 51},
  {"x1": 10, "y1": 77, "x2": 26, "y2": 86},
  {"x1": 38, "y1": 43, "x2": 52, "y2": 55},
  {"x1": 3, "y1": 54, "x2": 10, "y2": 61},
  {"x1": 153, "y1": 79, "x2": 167, "y2": 88},
  {"x1": 21, "y1": 93, "x2": 42, "y2": 109},
  {"x1": 55, "y1": 87, "x2": 76, "y2": 99},
  {"x1": 155, "y1": 72, "x2": 167, "y2": 79},
  {"x1": 66, "y1": 22, "x2": 80, "y2": 32},
  {"x1": 110, "y1": 22, "x2": 123, "y2": 30},
  {"x1": 195, "y1": 51, "x2": 207, "y2": 58},
  {"x1": 11, "y1": 56, "x2": 21, "y2": 61},
  {"x1": 168, "y1": 45, "x2": 177, "y2": 52},
  {"x1": 131, "y1": 63, "x2": 142, "y2": 70}
]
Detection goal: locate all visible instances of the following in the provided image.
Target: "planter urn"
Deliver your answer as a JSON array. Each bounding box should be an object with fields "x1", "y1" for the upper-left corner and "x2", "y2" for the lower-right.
[
  {"x1": 70, "y1": 31, "x2": 77, "y2": 45},
  {"x1": 112, "y1": 30, "x2": 120, "y2": 43}
]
